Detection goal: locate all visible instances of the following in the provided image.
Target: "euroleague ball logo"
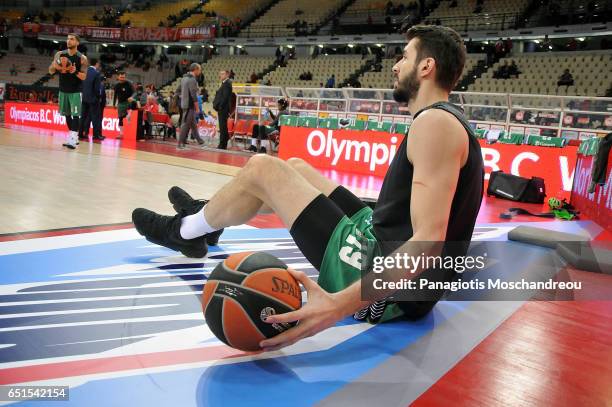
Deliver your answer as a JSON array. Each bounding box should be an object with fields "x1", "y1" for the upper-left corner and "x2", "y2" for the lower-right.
[{"x1": 260, "y1": 306, "x2": 276, "y2": 322}]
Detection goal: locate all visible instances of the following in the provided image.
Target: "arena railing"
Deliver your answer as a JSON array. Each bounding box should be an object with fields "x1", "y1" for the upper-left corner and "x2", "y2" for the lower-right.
[
  {"x1": 427, "y1": 12, "x2": 524, "y2": 31},
  {"x1": 233, "y1": 86, "x2": 611, "y2": 140}
]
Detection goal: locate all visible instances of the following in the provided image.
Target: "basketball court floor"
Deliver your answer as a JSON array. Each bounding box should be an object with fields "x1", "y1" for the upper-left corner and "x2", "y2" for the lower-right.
[{"x1": 0, "y1": 125, "x2": 611, "y2": 406}]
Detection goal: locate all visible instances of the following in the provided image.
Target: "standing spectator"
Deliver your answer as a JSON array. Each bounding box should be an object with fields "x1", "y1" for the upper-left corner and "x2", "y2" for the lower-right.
[
  {"x1": 229, "y1": 69, "x2": 235, "y2": 80},
  {"x1": 178, "y1": 63, "x2": 206, "y2": 149},
  {"x1": 494, "y1": 38, "x2": 505, "y2": 57},
  {"x1": 557, "y1": 69, "x2": 574, "y2": 90},
  {"x1": 275, "y1": 47, "x2": 281, "y2": 63},
  {"x1": 325, "y1": 74, "x2": 335, "y2": 88},
  {"x1": 505, "y1": 37, "x2": 513, "y2": 55},
  {"x1": 78, "y1": 58, "x2": 105, "y2": 141},
  {"x1": 213, "y1": 70, "x2": 232, "y2": 150},
  {"x1": 99, "y1": 75, "x2": 107, "y2": 130}
]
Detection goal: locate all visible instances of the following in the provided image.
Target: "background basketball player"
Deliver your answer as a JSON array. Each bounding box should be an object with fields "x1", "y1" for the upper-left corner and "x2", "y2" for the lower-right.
[{"x1": 48, "y1": 33, "x2": 88, "y2": 150}]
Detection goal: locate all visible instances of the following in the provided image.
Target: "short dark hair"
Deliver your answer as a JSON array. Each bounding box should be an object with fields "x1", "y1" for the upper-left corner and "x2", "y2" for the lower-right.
[
  {"x1": 89, "y1": 57, "x2": 98, "y2": 66},
  {"x1": 404, "y1": 25, "x2": 466, "y2": 92},
  {"x1": 68, "y1": 33, "x2": 80, "y2": 43},
  {"x1": 117, "y1": 71, "x2": 126, "y2": 76}
]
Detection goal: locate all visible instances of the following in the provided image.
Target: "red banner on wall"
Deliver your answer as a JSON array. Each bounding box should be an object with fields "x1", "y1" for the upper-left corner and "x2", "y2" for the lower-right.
[
  {"x1": 279, "y1": 127, "x2": 403, "y2": 177},
  {"x1": 4, "y1": 101, "x2": 137, "y2": 141},
  {"x1": 25, "y1": 24, "x2": 214, "y2": 42},
  {"x1": 571, "y1": 152, "x2": 612, "y2": 232},
  {"x1": 279, "y1": 126, "x2": 578, "y2": 199}
]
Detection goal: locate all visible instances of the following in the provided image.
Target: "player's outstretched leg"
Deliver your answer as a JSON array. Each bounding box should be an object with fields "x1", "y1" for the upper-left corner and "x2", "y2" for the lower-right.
[{"x1": 132, "y1": 154, "x2": 321, "y2": 257}]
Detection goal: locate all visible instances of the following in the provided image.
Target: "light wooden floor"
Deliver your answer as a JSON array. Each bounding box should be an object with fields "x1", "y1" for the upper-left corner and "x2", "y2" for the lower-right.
[{"x1": 0, "y1": 126, "x2": 237, "y2": 234}]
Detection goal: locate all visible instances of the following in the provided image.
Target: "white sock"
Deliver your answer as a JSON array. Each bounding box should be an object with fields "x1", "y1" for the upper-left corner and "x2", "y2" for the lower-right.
[
  {"x1": 179, "y1": 206, "x2": 217, "y2": 239},
  {"x1": 261, "y1": 139, "x2": 269, "y2": 149},
  {"x1": 251, "y1": 138, "x2": 257, "y2": 146}
]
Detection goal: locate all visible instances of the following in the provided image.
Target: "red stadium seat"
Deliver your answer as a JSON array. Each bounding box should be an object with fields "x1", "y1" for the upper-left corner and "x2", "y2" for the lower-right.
[
  {"x1": 233, "y1": 119, "x2": 249, "y2": 135},
  {"x1": 245, "y1": 120, "x2": 255, "y2": 137}
]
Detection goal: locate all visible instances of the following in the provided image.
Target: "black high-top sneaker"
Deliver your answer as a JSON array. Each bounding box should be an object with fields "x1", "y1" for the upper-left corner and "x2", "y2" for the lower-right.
[
  {"x1": 167, "y1": 186, "x2": 224, "y2": 246},
  {"x1": 132, "y1": 208, "x2": 208, "y2": 258},
  {"x1": 367, "y1": 299, "x2": 388, "y2": 324}
]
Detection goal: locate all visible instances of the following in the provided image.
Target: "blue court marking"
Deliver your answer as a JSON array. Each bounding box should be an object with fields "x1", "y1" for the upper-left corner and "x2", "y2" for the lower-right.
[
  {"x1": 14, "y1": 303, "x2": 468, "y2": 407},
  {"x1": 0, "y1": 229, "x2": 295, "y2": 285}
]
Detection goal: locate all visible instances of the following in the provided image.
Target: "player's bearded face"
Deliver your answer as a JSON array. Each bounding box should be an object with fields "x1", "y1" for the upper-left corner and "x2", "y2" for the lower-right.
[
  {"x1": 66, "y1": 37, "x2": 77, "y2": 49},
  {"x1": 392, "y1": 63, "x2": 420, "y2": 104}
]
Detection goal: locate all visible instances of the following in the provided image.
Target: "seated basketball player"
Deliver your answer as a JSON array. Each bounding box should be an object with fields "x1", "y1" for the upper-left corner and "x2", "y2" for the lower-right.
[{"x1": 132, "y1": 25, "x2": 484, "y2": 351}]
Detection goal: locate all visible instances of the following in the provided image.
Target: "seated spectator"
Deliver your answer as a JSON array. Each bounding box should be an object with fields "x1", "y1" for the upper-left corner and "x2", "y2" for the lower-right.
[
  {"x1": 325, "y1": 74, "x2": 336, "y2": 88},
  {"x1": 306, "y1": 71, "x2": 312, "y2": 80},
  {"x1": 249, "y1": 72, "x2": 258, "y2": 84},
  {"x1": 248, "y1": 98, "x2": 289, "y2": 153},
  {"x1": 10, "y1": 64, "x2": 18, "y2": 76},
  {"x1": 143, "y1": 95, "x2": 159, "y2": 139},
  {"x1": 15, "y1": 44, "x2": 24, "y2": 54},
  {"x1": 299, "y1": 72, "x2": 306, "y2": 80},
  {"x1": 508, "y1": 60, "x2": 520, "y2": 77},
  {"x1": 450, "y1": 0, "x2": 457, "y2": 7},
  {"x1": 27, "y1": 62, "x2": 36, "y2": 73},
  {"x1": 494, "y1": 61, "x2": 509, "y2": 79},
  {"x1": 557, "y1": 69, "x2": 574, "y2": 89}
]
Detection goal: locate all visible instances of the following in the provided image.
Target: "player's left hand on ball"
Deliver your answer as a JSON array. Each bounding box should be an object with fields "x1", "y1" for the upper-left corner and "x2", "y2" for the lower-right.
[
  {"x1": 68, "y1": 64, "x2": 76, "y2": 74},
  {"x1": 260, "y1": 269, "x2": 343, "y2": 352}
]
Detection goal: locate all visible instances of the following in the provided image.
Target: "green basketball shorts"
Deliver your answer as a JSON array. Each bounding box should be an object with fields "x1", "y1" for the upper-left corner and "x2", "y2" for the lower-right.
[{"x1": 58, "y1": 91, "x2": 81, "y2": 117}]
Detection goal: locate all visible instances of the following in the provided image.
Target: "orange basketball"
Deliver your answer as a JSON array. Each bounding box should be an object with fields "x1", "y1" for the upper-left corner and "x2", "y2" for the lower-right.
[{"x1": 202, "y1": 252, "x2": 302, "y2": 352}]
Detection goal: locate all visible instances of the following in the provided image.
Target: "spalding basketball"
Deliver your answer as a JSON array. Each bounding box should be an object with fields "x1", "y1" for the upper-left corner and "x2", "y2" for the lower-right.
[{"x1": 202, "y1": 252, "x2": 302, "y2": 351}]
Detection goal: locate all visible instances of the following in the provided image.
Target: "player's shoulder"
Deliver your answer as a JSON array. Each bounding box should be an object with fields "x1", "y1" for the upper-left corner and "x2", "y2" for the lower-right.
[
  {"x1": 407, "y1": 105, "x2": 469, "y2": 162},
  {"x1": 409, "y1": 105, "x2": 466, "y2": 143}
]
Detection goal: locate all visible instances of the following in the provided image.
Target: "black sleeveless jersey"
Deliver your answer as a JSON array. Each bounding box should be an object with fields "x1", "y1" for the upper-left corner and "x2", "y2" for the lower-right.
[
  {"x1": 371, "y1": 102, "x2": 484, "y2": 255},
  {"x1": 57, "y1": 50, "x2": 83, "y2": 93}
]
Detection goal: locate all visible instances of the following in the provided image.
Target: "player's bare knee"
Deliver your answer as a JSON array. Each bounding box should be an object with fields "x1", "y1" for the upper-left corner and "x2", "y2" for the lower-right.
[
  {"x1": 241, "y1": 154, "x2": 276, "y2": 188},
  {"x1": 287, "y1": 157, "x2": 307, "y2": 168}
]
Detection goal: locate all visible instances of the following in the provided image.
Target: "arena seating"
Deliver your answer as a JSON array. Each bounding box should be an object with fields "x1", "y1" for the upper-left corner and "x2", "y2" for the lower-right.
[
  {"x1": 359, "y1": 54, "x2": 484, "y2": 89},
  {"x1": 262, "y1": 55, "x2": 366, "y2": 88},
  {"x1": 59, "y1": 7, "x2": 104, "y2": 26},
  {"x1": 178, "y1": 0, "x2": 270, "y2": 28},
  {"x1": 425, "y1": 0, "x2": 531, "y2": 31},
  {"x1": 240, "y1": 0, "x2": 345, "y2": 37},
  {"x1": 340, "y1": 0, "x2": 417, "y2": 24},
  {"x1": 0, "y1": 9, "x2": 23, "y2": 23},
  {"x1": 119, "y1": 0, "x2": 198, "y2": 27},
  {"x1": 0, "y1": 53, "x2": 53, "y2": 85},
  {"x1": 470, "y1": 51, "x2": 612, "y2": 97}
]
